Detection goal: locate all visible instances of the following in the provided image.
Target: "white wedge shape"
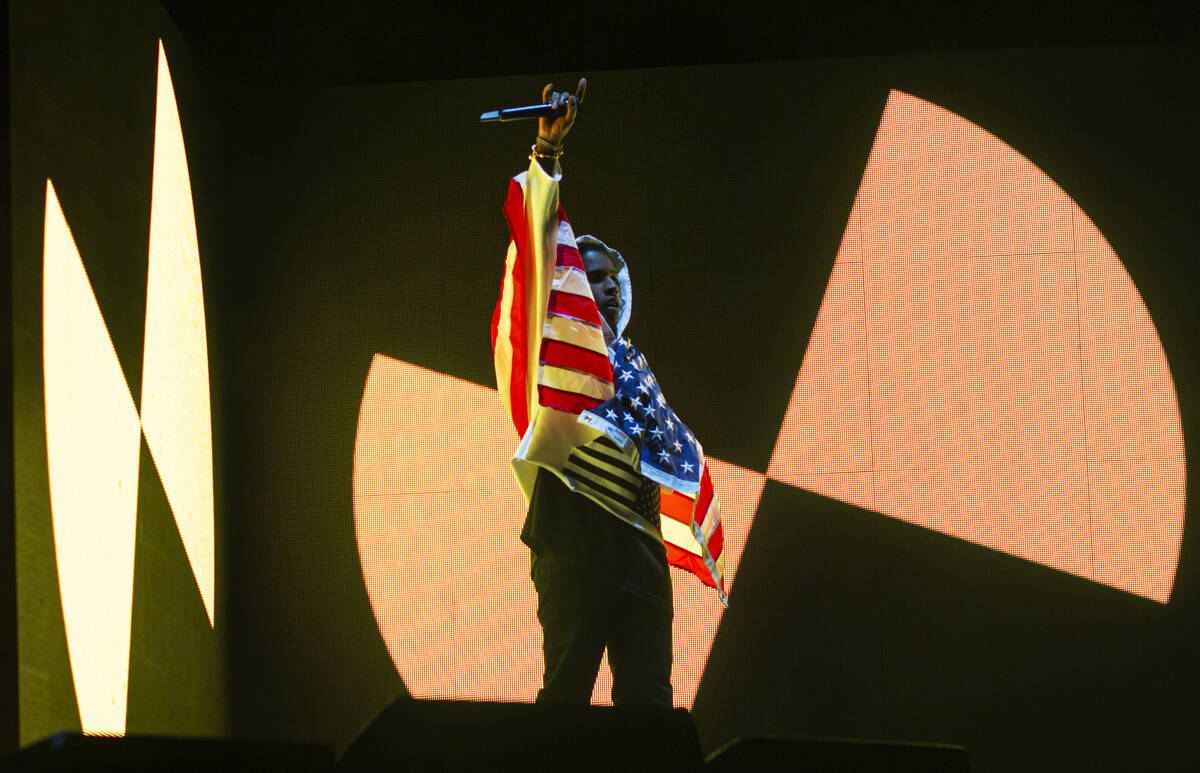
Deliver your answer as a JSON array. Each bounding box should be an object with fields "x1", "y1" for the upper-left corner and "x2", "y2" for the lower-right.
[
  {"x1": 43, "y1": 181, "x2": 142, "y2": 735},
  {"x1": 140, "y1": 40, "x2": 216, "y2": 626}
]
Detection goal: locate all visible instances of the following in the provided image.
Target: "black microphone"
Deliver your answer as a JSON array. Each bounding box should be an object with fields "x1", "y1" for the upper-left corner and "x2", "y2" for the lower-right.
[{"x1": 479, "y1": 102, "x2": 566, "y2": 123}]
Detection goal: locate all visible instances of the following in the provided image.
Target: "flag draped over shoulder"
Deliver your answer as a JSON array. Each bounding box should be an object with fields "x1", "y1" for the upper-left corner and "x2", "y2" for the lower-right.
[{"x1": 490, "y1": 159, "x2": 727, "y2": 605}]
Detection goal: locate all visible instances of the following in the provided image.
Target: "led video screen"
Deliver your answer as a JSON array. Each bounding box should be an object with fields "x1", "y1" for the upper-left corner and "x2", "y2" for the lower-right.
[
  {"x1": 11, "y1": 6, "x2": 1197, "y2": 770},
  {"x1": 230, "y1": 48, "x2": 1194, "y2": 770},
  {"x1": 351, "y1": 87, "x2": 1183, "y2": 709},
  {"x1": 12, "y1": 0, "x2": 228, "y2": 746}
]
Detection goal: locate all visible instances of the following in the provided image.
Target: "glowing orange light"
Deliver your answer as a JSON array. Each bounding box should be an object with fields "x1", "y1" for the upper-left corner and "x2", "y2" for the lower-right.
[
  {"x1": 768, "y1": 90, "x2": 1185, "y2": 601},
  {"x1": 353, "y1": 355, "x2": 763, "y2": 706},
  {"x1": 354, "y1": 90, "x2": 1185, "y2": 709}
]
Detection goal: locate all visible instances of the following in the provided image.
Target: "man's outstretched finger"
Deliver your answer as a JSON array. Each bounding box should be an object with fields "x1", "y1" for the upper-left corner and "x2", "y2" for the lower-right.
[{"x1": 574, "y1": 77, "x2": 587, "y2": 105}]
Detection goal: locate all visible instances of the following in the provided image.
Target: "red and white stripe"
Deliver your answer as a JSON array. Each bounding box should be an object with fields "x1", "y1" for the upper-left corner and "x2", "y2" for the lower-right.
[
  {"x1": 492, "y1": 175, "x2": 613, "y2": 433},
  {"x1": 492, "y1": 165, "x2": 726, "y2": 604},
  {"x1": 660, "y1": 465, "x2": 727, "y2": 603}
]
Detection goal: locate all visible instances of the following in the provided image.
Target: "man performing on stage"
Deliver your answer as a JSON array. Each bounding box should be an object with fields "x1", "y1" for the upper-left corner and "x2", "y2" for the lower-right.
[{"x1": 491, "y1": 79, "x2": 727, "y2": 707}]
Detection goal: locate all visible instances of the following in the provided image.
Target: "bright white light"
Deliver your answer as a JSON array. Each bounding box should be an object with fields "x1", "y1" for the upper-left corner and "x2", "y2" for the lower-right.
[
  {"x1": 41, "y1": 39, "x2": 215, "y2": 736},
  {"x1": 43, "y1": 180, "x2": 142, "y2": 736},
  {"x1": 141, "y1": 40, "x2": 216, "y2": 626}
]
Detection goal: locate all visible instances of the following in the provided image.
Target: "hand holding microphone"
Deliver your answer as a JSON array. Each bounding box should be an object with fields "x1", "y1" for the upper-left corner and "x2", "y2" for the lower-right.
[
  {"x1": 479, "y1": 78, "x2": 588, "y2": 148},
  {"x1": 537, "y1": 78, "x2": 587, "y2": 147}
]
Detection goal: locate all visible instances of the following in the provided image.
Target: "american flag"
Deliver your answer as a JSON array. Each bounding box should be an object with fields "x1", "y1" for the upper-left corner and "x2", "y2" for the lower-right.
[{"x1": 491, "y1": 162, "x2": 727, "y2": 604}]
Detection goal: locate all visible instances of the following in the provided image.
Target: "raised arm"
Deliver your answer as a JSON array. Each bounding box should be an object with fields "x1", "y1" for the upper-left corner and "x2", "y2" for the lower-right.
[{"x1": 533, "y1": 78, "x2": 587, "y2": 175}]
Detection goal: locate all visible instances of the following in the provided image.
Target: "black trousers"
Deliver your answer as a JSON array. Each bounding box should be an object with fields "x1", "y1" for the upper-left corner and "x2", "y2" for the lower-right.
[
  {"x1": 525, "y1": 472, "x2": 673, "y2": 707},
  {"x1": 532, "y1": 553, "x2": 673, "y2": 706}
]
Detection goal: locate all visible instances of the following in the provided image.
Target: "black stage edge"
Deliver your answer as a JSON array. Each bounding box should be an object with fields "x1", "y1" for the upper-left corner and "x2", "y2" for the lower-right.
[
  {"x1": 7, "y1": 733, "x2": 332, "y2": 772},
  {"x1": 707, "y1": 736, "x2": 971, "y2": 772},
  {"x1": 338, "y1": 698, "x2": 704, "y2": 772},
  {"x1": 338, "y1": 698, "x2": 972, "y2": 772},
  {"x1": 3, "y1": 705, "x2": 973, "y2": 771}
]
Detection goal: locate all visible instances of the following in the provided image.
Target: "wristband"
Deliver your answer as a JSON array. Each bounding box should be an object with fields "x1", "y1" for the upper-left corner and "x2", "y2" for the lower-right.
[{"x1": 530, "y1": 140, "x2": 564, "y2": 160}]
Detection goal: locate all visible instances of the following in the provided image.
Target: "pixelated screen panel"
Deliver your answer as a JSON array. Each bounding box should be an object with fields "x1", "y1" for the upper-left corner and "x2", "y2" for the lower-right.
[
  {"x1": 768, "y1": 90, "x2": 1185, "y2": 602},
  {"x1": 354, "y1": 88, "x2": 1185, "y2": 707},
  {"x1": 354, "y1": 354, "x2": 764, "y2": 707},
  {"x1": 40, "y1": 41, "x2": 215, "y2": 735}
]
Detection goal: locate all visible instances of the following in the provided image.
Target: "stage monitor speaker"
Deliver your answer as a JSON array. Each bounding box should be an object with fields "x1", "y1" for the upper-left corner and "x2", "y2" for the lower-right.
[
  {"x1": 7, "y1": 733, "x2": 333, "y2": 772},
  {"x1": 338, "y1": 698, "x2": 704, "y2": 772},
  {"x1": 705, "y1": 736, "x2": 971, "y2": 772}
]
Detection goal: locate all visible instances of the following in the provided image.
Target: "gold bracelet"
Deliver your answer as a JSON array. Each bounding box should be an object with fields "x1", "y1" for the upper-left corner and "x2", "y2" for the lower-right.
[{"x1": 530, "y1": 142, "x2": 564, "y2": 160}]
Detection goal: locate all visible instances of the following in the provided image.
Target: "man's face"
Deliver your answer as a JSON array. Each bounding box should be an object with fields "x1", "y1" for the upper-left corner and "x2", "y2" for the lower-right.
[{"x1": 581, "y1": 247, "x2": 620, "y2": 330}]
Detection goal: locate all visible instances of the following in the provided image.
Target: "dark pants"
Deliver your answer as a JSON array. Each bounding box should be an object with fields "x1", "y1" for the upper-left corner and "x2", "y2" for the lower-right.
[
  {"x1": 524, "y1": 472, "x2": 673, "y2": 707},
  {"x1": 532, "y1": 554, "x2": 673, "y2": 706}
]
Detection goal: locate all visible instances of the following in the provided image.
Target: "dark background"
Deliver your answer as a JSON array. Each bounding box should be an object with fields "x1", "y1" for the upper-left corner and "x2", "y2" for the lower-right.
[{"x1": 9, "y1": 2, "x2": 1200, "y2": 770}]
